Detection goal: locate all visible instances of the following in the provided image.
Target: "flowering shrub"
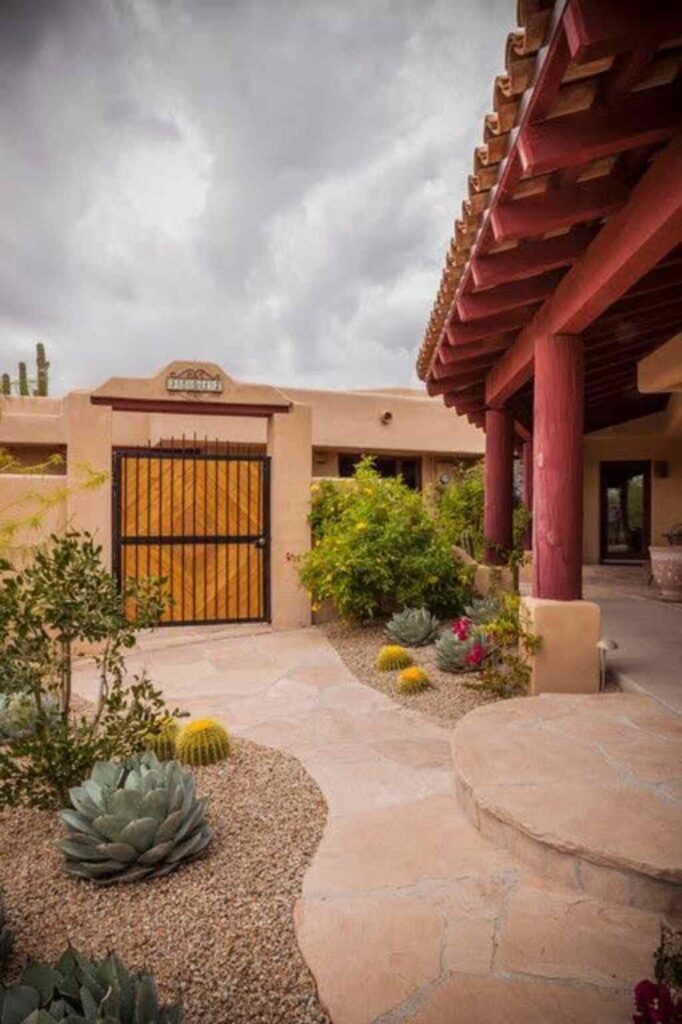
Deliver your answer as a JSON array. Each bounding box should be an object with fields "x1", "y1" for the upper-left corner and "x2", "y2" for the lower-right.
[
  {"x1": 633, "y1": 925, "x2": 682, "y2": 1023},
  {"x1": 298, "y1": 460, "x2": 473, "y2": 621}
]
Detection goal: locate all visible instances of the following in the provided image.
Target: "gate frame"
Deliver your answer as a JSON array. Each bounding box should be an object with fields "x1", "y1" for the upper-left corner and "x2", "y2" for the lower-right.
[{"x1": 111, "y1": 445, "x2": 271, "y2": 627}]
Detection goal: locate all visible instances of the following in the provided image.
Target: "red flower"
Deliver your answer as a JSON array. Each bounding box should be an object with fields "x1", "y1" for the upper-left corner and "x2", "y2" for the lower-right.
[
  {"x1": 633, "y1": 980, "x2": 681, "y2": 1024},
  {"x1": 452, "y1": 616, "x2": 471, "y2": 641},
  {"x1": 465, "y1": 642, "x2": 486, "y2": 667}
]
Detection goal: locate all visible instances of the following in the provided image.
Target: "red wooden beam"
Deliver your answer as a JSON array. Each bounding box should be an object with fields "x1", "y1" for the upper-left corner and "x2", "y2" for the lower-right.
[
  {"x1": 518, "y1": 87, "x2": 679, "y2": 178},
  {"x1": 456, "y1": 272, "x2": 560, "y2": 323},
  {"x1": 564, "y1": 0, "x2": 682, "y2": 64},
  {"x1": 431, "y1": 350, "x2": 499, "y2": 379},
  {"x1": 444, "y1": 308, "x2": 531, "y2": 346},
  {"x1": 470, "y1": 231, "x2": 589, "y2": 290},
  {"x1": 490, "y1": 177, "x2": 628, "y2": 244},
  {"x1": 486, "y1": 135, "x2": 682, "y2": 408},
  {"x1": 439, "y1": 333, "x2": 513, "y2": 365},
  {"x1": 427, "y1": 364, "x2": 491, "y2": 396}
]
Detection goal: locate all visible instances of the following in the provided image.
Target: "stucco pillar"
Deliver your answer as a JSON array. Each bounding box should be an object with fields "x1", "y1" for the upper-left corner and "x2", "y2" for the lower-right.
[
  {"x1": 522, "y1": 438, "x2": 533, "y2": 551},
  {"x1": 525, "y1": 333, "x2": 600, "y2": 693},
  {"x1": 266, "y1": 402, "x2": 312, "y2": 629},
  {"x1": 64, "y1": 392, "x2": 113, "y2": 567},
  {"x1": 484, "y1": 407, "x2": 514, "y2": 565}
]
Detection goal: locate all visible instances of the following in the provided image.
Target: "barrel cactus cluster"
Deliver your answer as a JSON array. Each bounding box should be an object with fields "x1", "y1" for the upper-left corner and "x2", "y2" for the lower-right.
[
  {"x1": 148, "y1": 718, "x2": 180, "y2": 761},
  {"x1": 397, "y1": 666, "x2": 430, "y2": 694},
  {"x1": 59, "y1": 751, "x2": 212, "y2": 884},
  {"x1": 386, "y1": 608, "x2": 441, "y2": 647},
  {"x1": 176, "y1": 718, "x2": 230, "y2": 766},
  {"x1": 0, "y1": 947, "x2": 182, "y2": 1022},
  {"x1": 376, "y1": 645, "x2": 413, "y2": 672}
]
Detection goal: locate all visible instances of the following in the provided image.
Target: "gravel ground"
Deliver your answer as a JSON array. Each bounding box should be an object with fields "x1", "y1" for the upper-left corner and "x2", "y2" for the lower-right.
[
  {"x1": 323, "y1": 620, "x2": 496, "y2": 723},
  {"x1": 0, "y1": 738, "x2": 330, "y2": 1024}
]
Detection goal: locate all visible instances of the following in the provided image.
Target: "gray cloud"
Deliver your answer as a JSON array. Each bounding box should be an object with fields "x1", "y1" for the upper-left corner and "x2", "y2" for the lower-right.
[{"x1": 1, "y1": 0, "x2": 511, "y2": 394}]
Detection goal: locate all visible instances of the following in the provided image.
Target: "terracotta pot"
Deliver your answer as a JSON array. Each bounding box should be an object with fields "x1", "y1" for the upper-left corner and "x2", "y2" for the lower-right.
[{"x1": 650, "y1": 546, "x2": 682, "y2": 601}]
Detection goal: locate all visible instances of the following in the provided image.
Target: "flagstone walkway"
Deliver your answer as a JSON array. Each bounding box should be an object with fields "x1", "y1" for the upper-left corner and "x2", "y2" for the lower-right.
[{"x1": 74, "y1": 626, "x2": 678, "y2": 1024}]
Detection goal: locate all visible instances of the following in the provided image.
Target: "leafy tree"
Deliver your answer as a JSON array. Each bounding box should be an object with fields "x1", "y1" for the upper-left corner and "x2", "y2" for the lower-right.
[
  {"x1": 0, "y1": 532, "x2": 180, "y2": 808},
  {"x1": 437, "y1": 462, "x2": 485, "y2": 559}
]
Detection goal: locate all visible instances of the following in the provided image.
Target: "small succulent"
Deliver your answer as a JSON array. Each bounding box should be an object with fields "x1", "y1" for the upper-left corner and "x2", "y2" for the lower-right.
[
  {"x1": 376, "y1": 645, "x2": 413, "y2": 672},
  {"x1": 435, "y1": 631, "x2": 489, "y2": 673},
  {"x1": 397, "y1": 666, "x2": 430, "y2": 694},
  {"x1": 59, "y1": 751, "x2": 212, "y2": 884},
  {"x1": 465, "y1": 596, "x2": 503, "y2": 626},
  {"x1": 176, "y1": 718, "x2": 230, "y2": 767},
  {"x1": 0, "y1": 946, "x2": 182, "y2": 1022},
  {"x1": 0, "y1": 690, "x2": 59, "y2": 743},
  {"x1": 386, "y1": 608, "x2": 441, "y2": 647},
  {"x1": 148, "y1": 718, "x2": 180, "y2": 761},
  {"x1": 0, "y1": 893, "x2": 12, "y2": 969}
]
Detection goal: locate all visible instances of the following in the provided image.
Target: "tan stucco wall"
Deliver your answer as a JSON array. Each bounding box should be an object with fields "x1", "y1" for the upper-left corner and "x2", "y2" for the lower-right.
[{"x1": 582, "y1": 410, "x2": 682, "y2": 563}]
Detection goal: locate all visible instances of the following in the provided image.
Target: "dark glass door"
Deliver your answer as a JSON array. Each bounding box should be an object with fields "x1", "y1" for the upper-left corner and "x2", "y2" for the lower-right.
[{"x1": 599, "y1": 461, "x2": 651, "y2": 563}]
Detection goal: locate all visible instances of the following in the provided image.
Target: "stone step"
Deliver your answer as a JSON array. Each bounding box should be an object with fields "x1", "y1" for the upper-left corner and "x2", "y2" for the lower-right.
[{"x1": 451, "y1": 691, "x2": 682, "y2": 914}]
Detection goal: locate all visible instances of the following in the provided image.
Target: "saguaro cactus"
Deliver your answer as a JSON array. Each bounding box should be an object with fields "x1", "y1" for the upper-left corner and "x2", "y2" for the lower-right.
[
  {"x1": 0, "y1": 374, "x2": 10, "y2": 396},
  {"x1": 18, "y1": 361, "x2": 29, "y2": 396},
  {"x1": 35, "y1": 342, "x2": 49, "y2": 396}
]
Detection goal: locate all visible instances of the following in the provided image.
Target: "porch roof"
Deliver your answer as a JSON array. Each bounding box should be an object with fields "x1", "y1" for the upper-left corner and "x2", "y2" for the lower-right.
[{"x1": 417, "y1": 0, "x2": 682, "y2": 435}]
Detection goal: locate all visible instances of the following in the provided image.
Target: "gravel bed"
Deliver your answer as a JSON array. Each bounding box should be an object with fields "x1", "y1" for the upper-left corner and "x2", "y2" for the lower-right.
[
  {"x1": 323, "y1": 620, "x2": 496, "y2": 723},
  {"x1": 0, "y1": 738, "x2": 330, "y2": 1024}
]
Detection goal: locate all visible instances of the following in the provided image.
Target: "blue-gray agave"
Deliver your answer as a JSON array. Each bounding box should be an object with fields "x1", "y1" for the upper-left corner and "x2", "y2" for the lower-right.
[
  {"x1": 0, "y1": 946, "x2": 182, "y2": 1022},
  {"x1": 59, "y1": 751, "x2": 211, "y2": 884},
  {"x1": 386, "y1": 608, "x2": 441, "y2": 647}
]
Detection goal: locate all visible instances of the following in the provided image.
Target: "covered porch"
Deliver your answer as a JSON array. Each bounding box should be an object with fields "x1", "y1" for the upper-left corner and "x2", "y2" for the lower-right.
[{"x1": 418, "y1": 0, "x2": 682, "y2": 694}]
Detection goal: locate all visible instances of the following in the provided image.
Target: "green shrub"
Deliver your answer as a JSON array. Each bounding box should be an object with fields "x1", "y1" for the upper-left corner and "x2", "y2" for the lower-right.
[
  {"x1": 0, "y1": 691, "x2": 59, "y2": 743},
  {"x1": 0, "y1": 532, "x2": 183, "y2": 808},
  {"x1": 0, "y1": 946, "x2": 182, "y2": 1022},
  {"x1": 466, "y1": 594, "x2": 540, "y2": 698},
  {"x1": 386, "y1": 608, "x2": 440, "y2": 647},
  {"x1": 299, "y1": 459, "x2": 472, "y2": 621},
  {"x1": 376, "y1": 645, "x2": 413, "y2": 671},
  {"x1": 59, "y1": 751, "x2": 211, "y2": 884},
  {"x1": 437, "y1": 463, "x2": 485, "y2": 558}
]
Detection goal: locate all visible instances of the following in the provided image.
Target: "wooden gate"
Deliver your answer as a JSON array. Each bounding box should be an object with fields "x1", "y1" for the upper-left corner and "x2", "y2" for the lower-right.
[{"x1": 112, "y1": 446, "x2": 270, "y2": 625}]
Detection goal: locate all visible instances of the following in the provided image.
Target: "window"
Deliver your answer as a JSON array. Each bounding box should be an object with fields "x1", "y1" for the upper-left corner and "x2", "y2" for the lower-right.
[{"x1": 338, "y1": 454, "x2": 421, "y2": 490}]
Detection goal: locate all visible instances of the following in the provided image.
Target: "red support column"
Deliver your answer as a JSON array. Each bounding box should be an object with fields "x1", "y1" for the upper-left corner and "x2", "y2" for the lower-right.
[
  {"x1": 533, "y1": 333, "x2": 584, "y2": 599},
  {"x1": 522, "y1": 439, "x2": 533, "y2": 550},
  {"x1": 484, "y1": 408, "x2": 514, "y2": 565}
]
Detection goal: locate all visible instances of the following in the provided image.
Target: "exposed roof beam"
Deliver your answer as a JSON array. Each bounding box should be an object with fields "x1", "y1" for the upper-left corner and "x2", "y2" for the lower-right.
[
  {"x1": 427, "y1": 364, "x2": 492, "y2": 396},
  {"x1": 444, "y1": 308, "x2": 530, "y2": 346},
  {"x1": 438, "y1": 333, "x2": 512, "y2": 366},
  {"x1": 518, "y1": 87, "x2": 678, "y2": 177},
  {"x1": 485, "y1": 135, "x2": 682, "y2": 408},
  {"x1": 470, "y1": 230, "x2": 589, "y2": 289},
  {"x1": 491, "y1": 177, "x2": 628, "y2": 244},
  {"x1": 456, "y1": 273, "x2": 559, "y2": 323},
  {"x1": 564, "y1": 0, "x2": 682, "y2": 63},
  {"x1": 431, "y1": 350, "x2": 499, "y2": 379}
]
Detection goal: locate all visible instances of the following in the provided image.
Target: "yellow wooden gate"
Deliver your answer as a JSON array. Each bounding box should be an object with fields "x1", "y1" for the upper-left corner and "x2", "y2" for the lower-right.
[{"x1": 113, "y1": 447, "x2": 270, "y2": 624}]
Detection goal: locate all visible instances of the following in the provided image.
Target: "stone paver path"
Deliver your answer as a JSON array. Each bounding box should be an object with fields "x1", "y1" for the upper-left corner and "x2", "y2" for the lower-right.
[{"x1": 74, "y1": 626, "x2": 672, "y2": 1024}]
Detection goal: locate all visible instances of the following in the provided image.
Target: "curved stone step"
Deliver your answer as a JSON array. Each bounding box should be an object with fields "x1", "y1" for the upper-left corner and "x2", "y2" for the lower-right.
[{"x1": 451, "y1": 691, "x2": 682, "y2": 914}]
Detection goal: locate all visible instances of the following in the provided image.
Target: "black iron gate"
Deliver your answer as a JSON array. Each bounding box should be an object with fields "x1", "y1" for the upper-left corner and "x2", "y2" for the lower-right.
[{"x1": 112, "y1": 442, "x2": 270, "y2": 625}]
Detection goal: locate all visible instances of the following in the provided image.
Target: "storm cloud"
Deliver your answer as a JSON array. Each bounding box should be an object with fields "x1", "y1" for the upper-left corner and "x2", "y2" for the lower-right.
[{"x1": 1, "y1": 0, "x2": 510, "y2": 394}]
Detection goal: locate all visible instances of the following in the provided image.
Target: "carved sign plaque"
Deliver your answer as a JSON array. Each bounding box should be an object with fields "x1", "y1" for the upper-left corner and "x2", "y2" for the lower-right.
[{"x1": 165, "y1": 368, "x2": 223, "y2": 394}]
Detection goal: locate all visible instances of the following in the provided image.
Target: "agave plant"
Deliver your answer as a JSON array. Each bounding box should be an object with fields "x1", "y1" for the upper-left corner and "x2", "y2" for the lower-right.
[
  {"x1": 435, "y1": 631, "x2": 489, "y2": 673},
  {"x1": 465, "y1": 596, "x2": 503, "y2": 626},
  {"x1": 0, "y1": 946, "x2": 182, "y2": 1022},
  {"x1": 59, "y1": 751, "x2": 211, "y2": 884},
  {"x1": 386, "y1": 608, "x2": 441, "y2": 647}
]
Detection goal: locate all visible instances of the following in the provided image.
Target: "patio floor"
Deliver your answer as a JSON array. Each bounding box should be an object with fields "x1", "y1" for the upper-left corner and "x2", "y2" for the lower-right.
[{"x1": 74, "y1": 626, "x2": 681, "y2": 1024}]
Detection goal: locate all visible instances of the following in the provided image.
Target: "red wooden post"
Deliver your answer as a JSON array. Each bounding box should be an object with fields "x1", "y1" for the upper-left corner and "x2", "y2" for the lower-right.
[
  {"x1": 533, "y1": 333, "x2": 584, "y2": 599},
  {"x1": 484, "y1": 408, "x2": 514, "y2": 565},
  {"x1": 522, "y1": 439, "x2": 533, "y2": 550}
]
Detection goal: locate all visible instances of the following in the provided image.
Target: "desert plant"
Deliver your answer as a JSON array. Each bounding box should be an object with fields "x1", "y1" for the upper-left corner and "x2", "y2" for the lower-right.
[
  {"x1": 0, "y1": 690, "x2": 59, "y2": 743},
  {"x1": 0, "y1": 375, "x2": 9, "y2": 397},
  {"x1": 376, "y1": 645, "x2": 413, "y2": 672},
  {"x1": 299, "y1": 459, "x2": 472, "y2": 621},
  {"x1": 466, "y1": 594, "x2": 540, "y2": 698},
  {"x1": 34, "y1": 342, "x2": 49, "y2": 396},
  {"x1": 465, "y1": 596, "x2": 504, "y2": 626},
  {"x1": 437, "y1": 462, "x2": 485, "y2": 558},
  {"x1": 148, "y1": 718, "x2": 179, "y2": 761},
  {"x1": 397, "y1": 666, "x2": 430, "y2": 694},
  {"x1": 0, "y1": 894, "x2": 12, "y2": 970},
  {"x1": 0, "y1": 946, "x2": 182, "y2": 1022},
  {"x1": 0, "y1": 532, "x2": 181, "y2": 809},
  {"x1": 59, "y1": 751, "x2": 211, "y2": 884},
  {"x1": 435, "y1": 630, "x2": 489, "y2": 673},
  {"x1": 633, "y1": 925, "x2": 682, "y2": 1023},
  {"x1": 17, "y1": 362, "x2": 29, "y2": 397},
  {"x1": 663, "y1": 524, "x2": 682, "y2": 546},
  {"x1": 386, "y1": 608, "x2": 441, "y2": 647},
  {"x1": 176, "y1": 718, "x2": 230, "y2": 767}
]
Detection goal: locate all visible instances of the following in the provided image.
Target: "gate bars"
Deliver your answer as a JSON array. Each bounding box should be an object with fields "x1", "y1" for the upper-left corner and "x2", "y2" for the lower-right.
[{"x1": 112, "y1": 438, "x2": 271, "y2": 625}]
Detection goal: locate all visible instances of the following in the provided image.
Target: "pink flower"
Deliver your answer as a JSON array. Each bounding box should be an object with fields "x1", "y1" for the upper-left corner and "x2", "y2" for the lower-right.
[
  {"x1": 633, "y1": 980, "x2": 680, "y2": 1023},
  {"x1": 452, "y1": 616, "x2": 471, "y2": 641},
  {"x1": 465, "y1": 642, "x2": 486, "y2": 667}
]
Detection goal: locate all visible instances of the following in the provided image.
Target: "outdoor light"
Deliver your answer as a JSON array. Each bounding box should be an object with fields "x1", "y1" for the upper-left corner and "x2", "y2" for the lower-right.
[
  {"x1": 596, "y1": 638, "x2": 619, "y2": 691},
  {"x1": 380, "y1": 410, "x2": 393, "y2": 424}
]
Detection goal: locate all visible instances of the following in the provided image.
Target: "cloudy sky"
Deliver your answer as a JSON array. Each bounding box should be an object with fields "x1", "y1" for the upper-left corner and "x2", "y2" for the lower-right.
[{"x1": 1, "y1": 0, "x2": 511, "y2": 395}]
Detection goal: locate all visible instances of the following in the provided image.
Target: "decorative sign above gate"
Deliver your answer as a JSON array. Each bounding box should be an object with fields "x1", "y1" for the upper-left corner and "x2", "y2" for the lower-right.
[{"x1": 165, "y1": 367, "x2": 223, "y2": 394}]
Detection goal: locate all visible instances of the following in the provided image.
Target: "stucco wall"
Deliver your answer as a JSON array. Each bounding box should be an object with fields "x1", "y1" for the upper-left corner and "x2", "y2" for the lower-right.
[{"x1": 582, "y1": 411, "x2": 682, "y2": 563}]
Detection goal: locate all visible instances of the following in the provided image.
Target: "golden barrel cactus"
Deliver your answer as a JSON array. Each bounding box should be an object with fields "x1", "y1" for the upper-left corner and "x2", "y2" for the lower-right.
[
  {"x1": 376, "y1": 645, "x2": 413, "y2": 672},
  {"x1": 148, "y1": 718, "x2": 179, "y2": 761},
  {"x1": 397, "y1": 666, "x2": 430, "y2": 694},
  {"x1": 176, "y1": 718, "x2": 230, "y2": 767}
]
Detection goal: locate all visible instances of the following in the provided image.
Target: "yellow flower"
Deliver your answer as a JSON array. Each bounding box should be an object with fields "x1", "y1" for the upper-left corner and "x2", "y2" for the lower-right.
[
  {"x1": 311, "y1": 602, "x2": 321, "y2": 612},
  {"x1": 355, "y1": 521, "x2": 367, "y2": 532},
  {"x1": 311, "y1": 483, "x2": 320, "y2": 494}
]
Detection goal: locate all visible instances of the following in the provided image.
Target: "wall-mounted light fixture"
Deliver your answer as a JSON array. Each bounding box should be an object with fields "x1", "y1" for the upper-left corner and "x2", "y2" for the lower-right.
[{"x1": 380, "y1": 410, "x2": 393, "y2": 425}]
